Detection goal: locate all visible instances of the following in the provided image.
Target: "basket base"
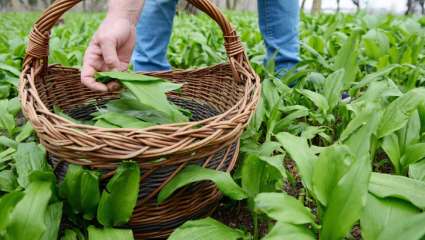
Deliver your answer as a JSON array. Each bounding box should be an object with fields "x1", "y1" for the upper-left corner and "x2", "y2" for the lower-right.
[{"x1": 47, "y1": 97, "x2": 239, "y2": 239}]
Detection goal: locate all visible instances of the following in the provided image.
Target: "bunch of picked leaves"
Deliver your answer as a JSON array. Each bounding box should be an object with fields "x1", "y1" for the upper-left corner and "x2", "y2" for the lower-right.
[{"x1": 91, "y1": 72, "x2": 190, "y2": 128}]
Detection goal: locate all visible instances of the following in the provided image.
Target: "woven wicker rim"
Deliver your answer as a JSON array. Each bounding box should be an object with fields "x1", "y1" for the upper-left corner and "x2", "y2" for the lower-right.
[{"x1": 19, "y1": 0, "x2": 261, "y2": 161}]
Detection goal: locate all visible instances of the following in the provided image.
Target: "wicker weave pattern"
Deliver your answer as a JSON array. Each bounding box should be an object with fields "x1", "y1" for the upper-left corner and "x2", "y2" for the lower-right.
[{"x1": 19, "y1": 0, "x2": 261, "y2": 239}]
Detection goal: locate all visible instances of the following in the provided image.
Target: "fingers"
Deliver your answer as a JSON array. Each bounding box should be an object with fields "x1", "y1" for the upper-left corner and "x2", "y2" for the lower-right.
[
  {"x1": 81, "y1": 63, "x2": 109, "y2": 92},
  {"x1": 99, "y1": 38, "x2": 121, "y2": 70},
  {"x1": 81, "y1": 44, "x2": 108, "y2": 92}
]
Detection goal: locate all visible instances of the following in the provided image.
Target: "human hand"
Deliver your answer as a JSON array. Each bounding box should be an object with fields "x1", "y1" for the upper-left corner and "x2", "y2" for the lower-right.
[{"x1": 81, "y1": 16, "x2": 136, "y2": 92}]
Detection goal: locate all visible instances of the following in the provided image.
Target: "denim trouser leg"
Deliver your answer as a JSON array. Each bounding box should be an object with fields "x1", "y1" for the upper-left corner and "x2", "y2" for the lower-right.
[
  {"x1": 133, "y1": 0, "x2": 300, "y2": 74},
  {"x1": 132, "y1": 0, "x2": 179, "y2": 72},
  {"x1": 258, "y1": 0, "x2": 300, "y2": 74}
]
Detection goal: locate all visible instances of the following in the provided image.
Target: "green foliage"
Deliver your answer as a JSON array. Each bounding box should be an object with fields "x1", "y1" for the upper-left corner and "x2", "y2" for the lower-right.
[
  {"x1": 158, "y1": 165, "x2": 247, "y2": 203},
  {"x1": 59, "y1": 165, "x2": 100, "y2": 220},
  {"x1": 0, "y1": 11, "x2": 425, "y2": 240},
  {"x1": 168, "y1": 218, "x2": 251, "y2": 240},
  {"x1": 97, "y1": 162, "x2": 140, "y2": 227},
  {"x1": 87, "y1": 226, "x2": 134, "y2": 240}
]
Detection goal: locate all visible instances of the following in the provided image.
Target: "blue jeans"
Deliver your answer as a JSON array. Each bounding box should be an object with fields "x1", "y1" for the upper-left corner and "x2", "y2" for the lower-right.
[{"x1": 132, "y1": 0, "x2": 300, "y2": 75}]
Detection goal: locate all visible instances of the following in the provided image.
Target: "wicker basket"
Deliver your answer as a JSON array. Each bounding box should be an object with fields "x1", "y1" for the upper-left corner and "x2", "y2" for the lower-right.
[{"x1": 19, "y1": 0, "x2": 260, "y2": 239}]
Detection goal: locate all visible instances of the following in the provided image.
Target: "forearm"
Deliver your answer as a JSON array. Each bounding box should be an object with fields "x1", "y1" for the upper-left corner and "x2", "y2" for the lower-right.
[{"x1": 107, "y1": 0, "x2": 144, "y2": 25}]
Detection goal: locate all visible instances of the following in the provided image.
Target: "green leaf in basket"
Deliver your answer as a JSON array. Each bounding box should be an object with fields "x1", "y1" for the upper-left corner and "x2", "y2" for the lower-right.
[
  {"x1": 97, "y1": 161, "x2": 140, "y2": 227},
  {"x1": 15, "y1": 143, "x2": 50, "y2": 188},
  {"x1": 95, "y1": 71, "x2": 189, "y2": 124},
  {"x1": 59, "y1": 165, "x2": 101, "y2": 220},
  {"x1": 168, "y1": 218, "x2": 250, "y2": 240},
  {"x1": 88, "y1": 226, "x2": 134, "y2": 240},
  {"x1": 95, "y1": 72, "x2": 163, "y2": 83},
  {"x1": 94, "y1": 112, "x2": 154, "y2": 129},
  {"x1": 53, "y1": 106, "x2": 82, "y2": 124},
  {"x1": 158, "y1": 165, "x2": 248, "y2": 204},
  {"x1": 123, "y1": 81, "x2": 188, "y2": 123}
]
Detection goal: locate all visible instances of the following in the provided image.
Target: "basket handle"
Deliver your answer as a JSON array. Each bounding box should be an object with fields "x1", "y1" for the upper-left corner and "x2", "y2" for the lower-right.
[{"x1": 24, "y1": 0, "x2": 247, "y2": 81}]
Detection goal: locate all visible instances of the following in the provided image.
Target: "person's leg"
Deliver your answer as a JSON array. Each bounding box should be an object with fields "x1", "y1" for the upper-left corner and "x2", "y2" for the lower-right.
[
  {"x1": 132, "y1": 0, "x2": 179, "y2": 72},
  {"x1": 257, "y1": 0, "x2": 300, "y2": 75}
]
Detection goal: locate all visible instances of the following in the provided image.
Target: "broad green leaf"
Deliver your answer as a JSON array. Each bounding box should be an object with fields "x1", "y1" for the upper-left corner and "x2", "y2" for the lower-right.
[
  {"x1": 80, "y1": 170, "x2": 101, "y2": 220},
  {"x1": 41, "y1": 202, "x2": 63, "y2": 240},
  {"x1": 94, "y1": 119, "x2": 119, "y2": 128},
  {"x1": 262, "y1": 78, "x2": 280, "y2": 111},
  {"x1": 398, "y1": 110, "x2": 421, "y2": 152},
  {"x1": 333, "y1": 31, "x2": 359, "y2": 88},
  {"x1": 123, "y1": 81, "x2": 187, "y2": 123},
  {"x1": 377, "y1": 212, "x2": 425, "y2": 240},
  {"x1": 258, "y1": 155, "x2": 287, "y2": 180},
  {"x1": 275, "y1": 107, "x2": 309, "y2": 133},
  {"x1": 258, "y1": 141, "x2": 282, "y2": 156},
  {"x1": 312, "y1": 145, "x2": 354, "y2": 206},
  {"x1": 320, "y1": 154, "x2": 371, "y2": 240},
  {"x1": 7, "y1": 180, "x2": 53, "y2": 240},
  {"x1": 377, "y1": 88, "x2": 425, "y2": 138},
  {"x1": 60, "y1": 165, "x2": 100, "y2": 220},
  {"x1": 7, "y1": 97, "x2": 21, "y2": 116},
  {"x1": 15, "y1": 143, "x2": 49, "y2": 188},
  {"x1": 15, "y1": 122, "x2": 33, "y2": 143},
  {"x1": 305, "y1": 72, "x2": 325, "y2": 89},
  {"x1": 168, "y1": 218, "x2": 250, "y2": 240},
  {"x1": 262, "y1": 222, "x2": 316, "y2": 240},
  {"x1": 276, "y1": 132, "x2": 316, "y2": 192},
  {"x1": 61, "y1": 229, "x2": 85, "y2": 240},
  {"x1": 96, "y1": 72, "x2": 163, "y2": 83},
  {"x1": 299, "y1": 89, "x2": 329, "y2": 113},
  {"x1": 360, "y1": 194, "x2": 420, "y2": 240},
  {"x1": 344, "y1": 110, "x2": 381, "y2": 159},
  {"x1": 97, "y1": 162, "x2": 140, "y2": 227},
  {"x1": 94, "y1": 112, "x2": 154, "y2": 129},
  {"x1": 0, "y1": 148, "x2": 16, "y2": 163},
  {"x1": 409, "y1": 160, "x2": 425, "y2": 181},
  {"x1": 252, "y1": 97, "x2": 266, "y2": 131},
  {"x1": 0, "y1": 136, "x2": 16, "y2": 149},
  {"x1": 401, "y1": 143, "x2": 425, "y2": 167},
  {"x1": 241, "y1": 154, "x2": 270, "y2": 210},
  {"x1": 0, "y1": 104, "x2": 15, "y2": 136},
  {"x1": 0, "y1": 63, "x2": 20, "y2": 77},
  {"x1": 323, "y1": 69, "x2": 345, "y2": 110},
  {"x1": 87, "y1": 226, "x2": 134, "y2": 240},
  {"x1": 0, "y1": 191, "x2": 24, "y2": 232},
  {"x1": 353, "y1": 64, "x2": 400, "y2": 90},
  {"x1": 255, "y1": 192, "x2": 315, "y2": 225},
  {"x1": 363, "y1": 29, "x2": 390, "y2": 60},
  {"x1": 300, "y1": 42, "x2": 332, "y2": 69},
  {"x1": 158, "y1": 165, "x2": 247, "y2": 203},
  {"x1": 340, "y1": 109, "x2": 375, "y2": 142},
  {"x1": 0, "y1": 170, "x2": 18, "y2": 192},
  {"x1": 60, "y1": 165, "x2": 84, "y2": 212},
  {"x1": 53, "y1": 106, "x2": 81, "y2": 124},
  {"x1": 382, "y1": 134, "x2": 401, "y2": 173},
  {"x1": 369, "y1": 173, "x2": 425, "y2": 209}
]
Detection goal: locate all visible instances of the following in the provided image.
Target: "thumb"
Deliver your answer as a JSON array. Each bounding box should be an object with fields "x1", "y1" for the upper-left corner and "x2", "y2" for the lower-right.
[{"x1": 100, "y1": 39, "x2": 121, "y2": 70}]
